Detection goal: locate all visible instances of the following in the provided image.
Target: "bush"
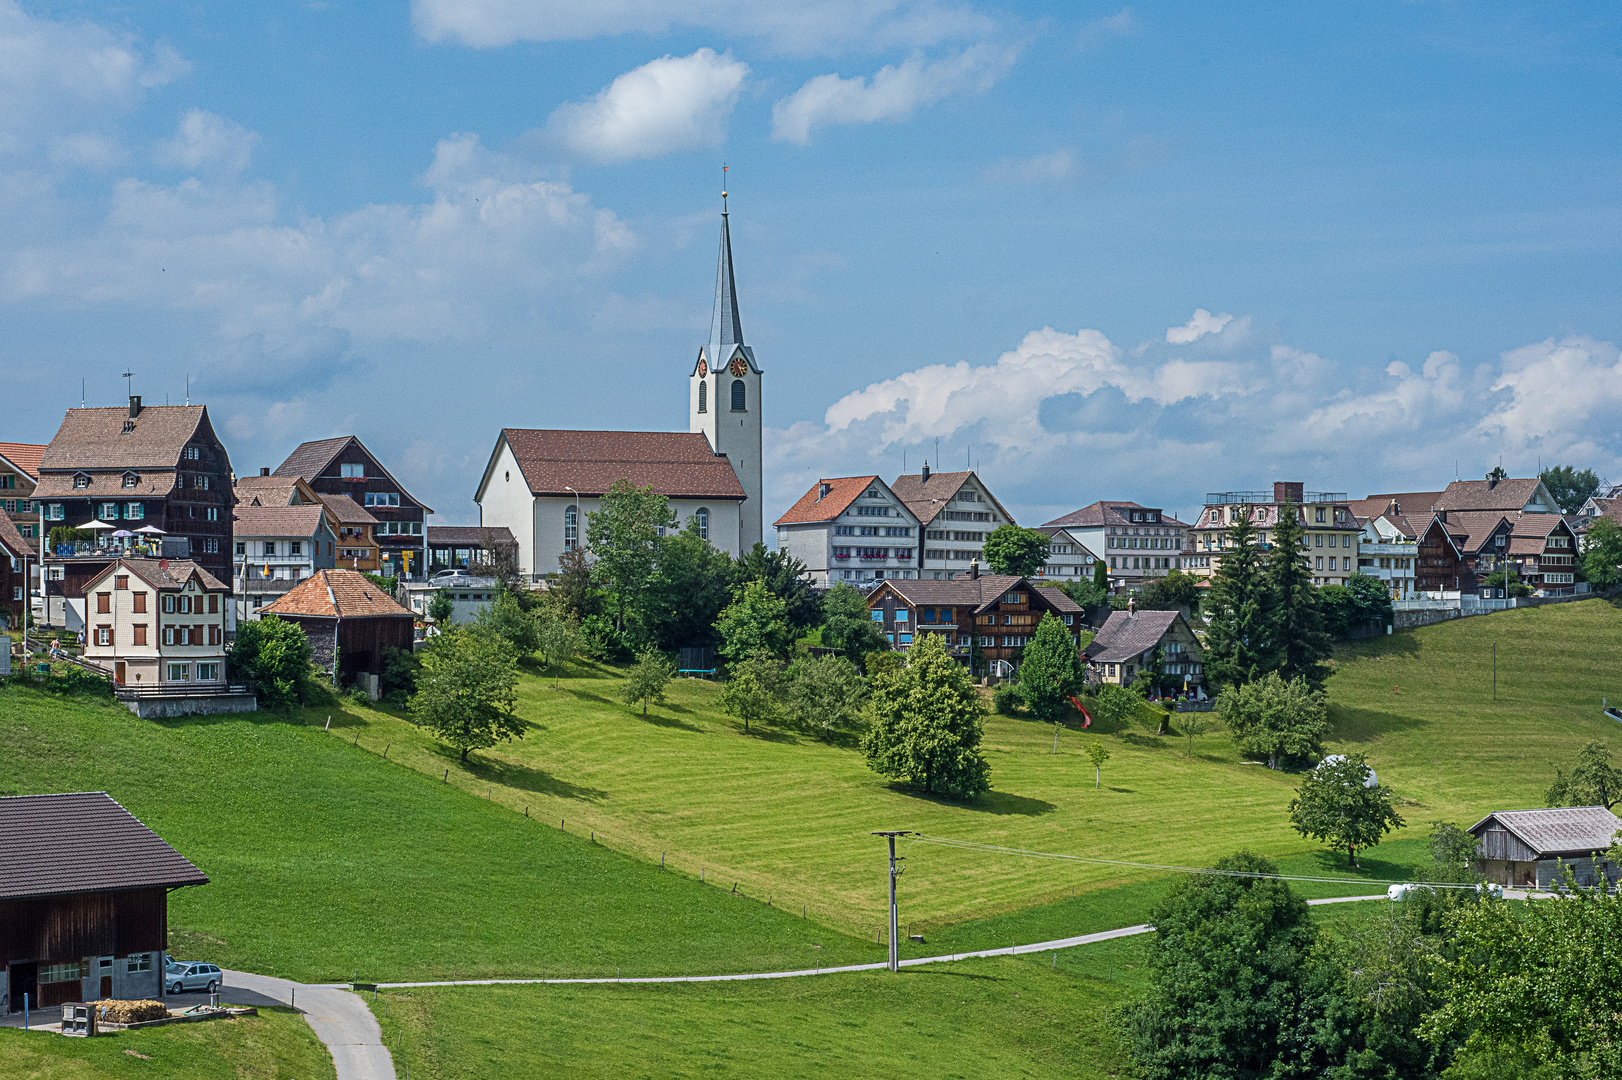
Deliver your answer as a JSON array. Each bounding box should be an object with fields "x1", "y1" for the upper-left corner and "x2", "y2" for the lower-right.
[
  {"x1": 379, "y1": 645, "x2": 419, "y2": 703},
  {"x1": 993, "y1": 683, "x2": 1026, "y2": 715},
  {"x1": 227, "y1": 615, "x2": 314, "y2": 709},
  {"x1": 50, "y1": 665, "x2": 115, "y2": 699}
]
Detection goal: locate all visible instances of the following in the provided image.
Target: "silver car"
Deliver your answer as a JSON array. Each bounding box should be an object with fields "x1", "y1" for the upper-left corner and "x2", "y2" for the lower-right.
[{"x1": 165, "y1": 960, "x2": 222, "y2": 994}]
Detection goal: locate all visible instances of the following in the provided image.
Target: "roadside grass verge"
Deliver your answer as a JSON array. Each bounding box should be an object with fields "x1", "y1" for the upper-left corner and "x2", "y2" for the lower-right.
[{"x1": 0, "y1": 1007, "x2": 331, "y2": 1079}]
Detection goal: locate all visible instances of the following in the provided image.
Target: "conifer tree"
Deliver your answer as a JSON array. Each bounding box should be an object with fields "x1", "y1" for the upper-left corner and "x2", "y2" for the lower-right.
[
  {"x1": 1202, "y1": 505, "x2": 1272, "y2": 688},
  {"x1": 1265, "y1": 500, "x2": 1333, "y2": 689}
]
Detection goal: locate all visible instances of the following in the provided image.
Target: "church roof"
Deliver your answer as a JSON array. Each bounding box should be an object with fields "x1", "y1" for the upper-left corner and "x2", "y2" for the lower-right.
[
  {"x1": 497, "y1": 429, "x2": 746, "y2": 501},
  {"x1": 710, "y1": 198, "x2": 745, "y2": 364}
]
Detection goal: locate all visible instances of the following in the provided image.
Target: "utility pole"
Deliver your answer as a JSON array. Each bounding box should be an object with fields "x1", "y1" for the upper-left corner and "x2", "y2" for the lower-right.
[{"x1": 871, "y1": 831, "x2": 913, "y2": 972}]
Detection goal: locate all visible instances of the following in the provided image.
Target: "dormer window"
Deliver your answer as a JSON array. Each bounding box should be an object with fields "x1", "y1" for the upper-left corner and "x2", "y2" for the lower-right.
[
  {"x1": 122, "y1": 472, "x2": 140, "y2": 489},
  {"x1": 73, "y1": 472, "x2": 90, "y2": 489},
  {"x1": 818, "y1": 483, "x2": 832, "y2": 499}
]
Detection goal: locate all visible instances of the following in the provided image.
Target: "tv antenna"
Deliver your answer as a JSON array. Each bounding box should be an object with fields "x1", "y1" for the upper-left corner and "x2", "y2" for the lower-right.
[{"x1": 122, "y1": 370, "x2": 133, "y2": 399}]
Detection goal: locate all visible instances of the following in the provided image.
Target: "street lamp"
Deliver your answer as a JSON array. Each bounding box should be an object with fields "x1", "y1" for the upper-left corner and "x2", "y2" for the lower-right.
[{"x1": 564, "y1": 486, "x2": 580, "y2": 553}]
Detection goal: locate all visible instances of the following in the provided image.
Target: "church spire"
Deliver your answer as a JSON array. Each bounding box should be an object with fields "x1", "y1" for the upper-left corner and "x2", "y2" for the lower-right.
[{"x1": 709, "y1": 185, "x2": 744, "y2": 363}]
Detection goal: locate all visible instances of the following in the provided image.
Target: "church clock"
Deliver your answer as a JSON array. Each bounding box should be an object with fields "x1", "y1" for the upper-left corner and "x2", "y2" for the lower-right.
[
  {"x1": 698, "y1": 359, "x2": 707, "y2": 377},
  {"x1": 729, "y1": 357, "x2": 747, "y2": 377}
]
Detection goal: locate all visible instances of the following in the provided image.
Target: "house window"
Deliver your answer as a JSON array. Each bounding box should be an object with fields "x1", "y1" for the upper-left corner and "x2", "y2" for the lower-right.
[
  {"x1": 48, "y1": 503, "x2": 64, "y2": 519},
  {"x1": 731, "y1": 379, "x2": 746, "y2": 411},
  {"x1": 131, "y1": 591, "x2": 147, "y2": 613},
  {"x1": 696, "y1": 507, "x2": 709, "y2": 541},
  {"x1": 126, "y1": 502, "x2": 144, "y2": 519},
  {"x1": 207, "y1": 507, "x2": 218, "y2": 521},
  {"x1": 697, "y1": 380, "x2": 708, "y2": 413},
  {"x1": 95, "y1": 625, "x2": 112, "y2": 646},
  {"x1": 115, "y1": 575, "x2": 128, "y2": 590},
  {"x1": 1315, "y1": 556, "x2": 1323, "y2": 569},
  {"x1": 122, "y1": 472, "x2": 139, "y2": 488},
  {"x1": 97, "y1": 592, "x2": 111, "y2": 614},
  {"x1": 341, "y1": 463, "x2": 364, "y2": 478},
  {"x1": 39, "y1": 961, "x2": 87, "y2": 984},
  {"x1": 290, "y1": 541, "x2": 302, "y2": 556},
  {"x1": 73, "y1": 473, "x2": 90, "y2": 489},
  {"x1": 895, "y1": 609, "x2": 910, "y2": 622},
  {"x1": 364, "y1": 492, "x2": 401, "y2": 507},
  {"x1": 1315, "y1": 508, "x2": 1326, "y2": 522},
  {"x1": 564, "y1": 505, "x2": 578, "y2": 550},
  {"x1": 183, "y1": 446, "x2": 201, "y2": 461},
  {"x1": 197, "y1": 662, "x2": 220, "y2": 681},
  {"x1": 99, "y1": 502, "x2": 119, "y2": 520},
  {"x1": 208, "y1": 594, "x2": 219, "y2": 614},
  {"x1": 203, "y1": 538, "x2": 219, "y2": 553},
  {"x1": 127, "y1": 953, "x2": 152, "y2": 973},
  {"x1": 133, "y1": 624, "x2": 147, "y2": 645},
  {"x1": 236, "y1": 541, "x2": 246, "y2": 556},
  {"x1": 167, "y1": 663, "x2": 190, "y2": 681}
]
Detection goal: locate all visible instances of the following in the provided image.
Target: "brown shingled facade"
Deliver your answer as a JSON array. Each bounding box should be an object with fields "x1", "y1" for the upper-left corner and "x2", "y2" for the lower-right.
[{"x1": 865, "y1": 572, "x2": 1086, "y2": 671}]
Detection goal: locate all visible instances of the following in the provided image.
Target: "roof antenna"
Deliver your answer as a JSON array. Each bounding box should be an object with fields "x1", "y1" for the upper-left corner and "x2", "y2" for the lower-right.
[
  {"x1": 122, "y1": 370, "x2": 133, "y2": 401},
  {"x1": 82, "y1": 377, "x2": 86, "y2": 408},
  {"x1": 185, "y1": 374, "x2": 190, "y2": 406}
]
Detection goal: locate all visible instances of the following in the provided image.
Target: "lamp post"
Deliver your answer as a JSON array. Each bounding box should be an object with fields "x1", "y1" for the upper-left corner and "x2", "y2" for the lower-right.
[{"x1": 564, "y1": 486, "x2": 581, "y2": 555}]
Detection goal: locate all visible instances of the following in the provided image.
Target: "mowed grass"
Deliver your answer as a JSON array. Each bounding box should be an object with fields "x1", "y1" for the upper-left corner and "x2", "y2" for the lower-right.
[
  {"x1": 329, "y1": 599, "x2": 1622, "y2": 939},
  {"x1": 0, "y1": 687, "x2": 876, "y2": 983},
  {"x1": 0, "y1": 1008, "x2": 332, "y2": 1079}
]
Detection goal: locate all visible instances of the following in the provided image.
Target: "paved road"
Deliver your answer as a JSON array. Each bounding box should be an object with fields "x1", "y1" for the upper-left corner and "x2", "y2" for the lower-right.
[{"x1": 223, "y1": 970, "x2": 394, "y2": 1080}]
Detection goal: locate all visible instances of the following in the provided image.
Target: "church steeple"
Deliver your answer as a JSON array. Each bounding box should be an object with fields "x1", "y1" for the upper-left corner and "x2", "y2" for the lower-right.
[{"x1": 709, "y1": 190, "x2": 745, "y2": 363}]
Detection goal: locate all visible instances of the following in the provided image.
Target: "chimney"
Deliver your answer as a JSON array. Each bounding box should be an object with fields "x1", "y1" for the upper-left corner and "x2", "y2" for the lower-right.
[
  {"x1": 969, "y1": 559, "x2": 979, "y2": 579},
  {"x1": 1273, "y1": 481, "x2": 1303, "y2": 504},
  {"x1": 921, "y1": 461, "x2": 931, "y2": 482},
  {"x1": 1127, "y1": 595, "x2": 1136, "y2": 615},
  {"x1": 1486, "y1": 472, "x2": 1498, "y2": 491},
  {"x1": 129, "y1": 395, "x2": 142, "y2": 419}
]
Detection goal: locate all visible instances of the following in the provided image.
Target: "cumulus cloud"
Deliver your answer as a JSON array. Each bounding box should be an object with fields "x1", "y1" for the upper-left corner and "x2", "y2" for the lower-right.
[
  {"x1": 547, "y1": 49, "x2": 748, "y2": 163},
  {"x1": 1166, "y1": 308, "x2": 1232, "y2": 344},
  {"x1": 155, "y1": 109, "x2": 260, "y2": 174},
  {"x1": 411, "y1": 0, "x2": 993, "y2": 57},
  {"x1": 1077, "y1": 7, "x2": 1137, "y2": 50},
  {"x1": 771, "y1": 42, "x2": 1018, "y2": 144}
]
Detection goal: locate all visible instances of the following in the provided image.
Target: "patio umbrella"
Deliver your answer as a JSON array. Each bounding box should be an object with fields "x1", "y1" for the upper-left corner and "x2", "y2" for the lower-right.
[
  {"x1": 111, "y1": 530, "x2": 136, "y2": 538},
  {"x1": 75, "y1": 519, "x2": 115, "y2": 530},
  {"x1": 135, "y1": 525, "x2": 166, "y2": 534}
]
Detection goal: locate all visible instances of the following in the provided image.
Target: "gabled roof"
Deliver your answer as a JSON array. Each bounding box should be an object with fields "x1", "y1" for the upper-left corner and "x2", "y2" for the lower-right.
[
  {"x1": 233, "y1": 475, "x2": 307, "y2": 507},
  {"x1": 775, "y1": 476, "x2": 885, "y2": 525},
  {"x1": 233, "y1": 505, "x2": 328, "y2": 538},
  {"x1": 873, "y1": 574, "x2": 1050, "y2": 616},
  {"x1": 1468, "y1": 806, "x2": 1622, "y2": 857},
  {"x1": 1371, "y1": 512, "x2": 1425, "y2": 541},
  {"x1": 1033, "y1": 526, "x2": 1101, "y2": 555},
  {"x1": 1033, "y1": 583, "x2": 1085, "y2": 613},
  {"x1": 318, "y1": 493, "x2": 377, "y2": 525},
  {"x1": 1041, "y1": 501, "x2": 1189, "y2": 529},
  {"x1": 1435, "y1": 511, "x2": 1515, "y2": 555},
  {"x1": 0, "y1": 512, "x2": 33, "y2": 560},
  {"x1": 889, "y1": 471, "x2": 1017, "y2": 528},
  {"x1": 38, "y1": 405, "x2": 213, "y2": 472},
  {"x1": 261, "y1": 568, "x2": 415, "y2": 619},
  {"x1": 90, "y1": 558, "x2": 228, "y2": 593},
  {"x1": 273, "y1": 436, "x2": 433, "y2": 514},
  {"x1": 1348, "y1": 492, "x2": 1444, "y2": 522},
  {"x1": 0, "y1": 791, "x2": 209, "y2": 901},
  {"x1": 1418, "y1": 515, "x2": 1465, "y2": 558},
  {"x1": 488, "y1": 429, "x2": 746, "y2": 501},
  {"x1": 1435, "y1": 478, "x2": 1556, "y2": 514},
  {"x1": 1083, "y1": 609, "x2": 1186, "y2": 663},
  {"x1": 428, "y1": 526, "x2": 517, "y2": 547},
  {"x1": 0, "y1": 441, "x2": 46, "y2": 480}
]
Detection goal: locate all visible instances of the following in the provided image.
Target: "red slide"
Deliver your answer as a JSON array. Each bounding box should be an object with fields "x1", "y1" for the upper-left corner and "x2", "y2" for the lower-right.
[{"x1": 1069, "y1": 697, "x2": 1092, "y2": 729}]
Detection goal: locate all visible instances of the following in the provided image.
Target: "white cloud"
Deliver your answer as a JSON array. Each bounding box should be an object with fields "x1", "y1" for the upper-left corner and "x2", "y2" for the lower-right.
[
  {"x1": 411, "y1": 0, "x2": 993, "y2": 57},
  {"x1": 771, "y1": 43, "x2": 1018, "y2": 144},
  {"x1": 1479, "y1": 336, "x2": 1622, "y2": 453},
  {"x1": 155, "y1": 109, "x2": 260, "y2": 174},
  {"x1": 1078, "y1": 7, "x2": 1137, "y2": 50},
  {"x1": 547, "y1": 49, "x2": 748, "y2": 163},
  {"x1": 1166, "y1": 308, "x2": 1232, "y2": 344}
]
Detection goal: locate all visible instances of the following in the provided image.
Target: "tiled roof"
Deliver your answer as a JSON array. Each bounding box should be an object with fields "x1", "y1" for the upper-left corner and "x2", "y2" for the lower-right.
[
  {"x1": 39, "y1": 405, "x2": 211, "y2": 472},
  {"x1": 1032, "y1": 583, "x2": 1084, "y2": 613},
  {"x1": 318, "y1": 493, "x2": 377, "y2": 524},
  {"x1": 889, "y1": 471, "x2": 1017, "y2": 528},
  {"x1": 775, "y1": 476, "x2": 881, "y2": 525},
  {"x1": 233, "y1": 476, "x2": 304, "y2": 507},
  {"x1": 0, "y1": 512, "x2": 33, "y2": 560},
  {"x1": 1372, "y1": 512, "x2": 1425, "y2": 540},
  {"x1": 1041, "y1": 501, "x2": 1189, "y2": 529},
  {"x1": 500, "y1": 429, "x2": 746, "y2": 500},
  {"x1": 271, "y1": 436, "x2": 354, "y2": 481},
  {"x1": 1469, "y1": 806, "x2": 1622, "y2": 857},
  {"x1": 98, "y1": 558, "x2": 228, "y2": 593},
  {"x1": 0, "y1": 441, "x2": 46, "y2": 480},
  {"x1": 877, "y1": 574, "x2": 1059, "y2": 616},
  {"x1": 1435, "y1": 478, "x2": 1549, "y2": 513},
  {"x1": 1084, "y1": 609, "x2": 1182, "y2": 663},
  {"x1": 427, "y1": 525, "x2": 517, "y2": 546},
  {"x1": 0, "y1": 792, "x2": 209, "y2": 901},
  {"x1": 33, "y1": 469, "x2": 179, "y2": 501},
  {"x1": 261, "y1": 568, "x2": 415, "y2": 619},
  {"x1": 1348, "y1": 492, "x2": 1444, "y2": 521},
  {"x1": 1436, "y1": 511, "x2": 1514, "y2": 554},
  {"x1": 233, "y1": 505, "x2": 327, "y2": 538}
]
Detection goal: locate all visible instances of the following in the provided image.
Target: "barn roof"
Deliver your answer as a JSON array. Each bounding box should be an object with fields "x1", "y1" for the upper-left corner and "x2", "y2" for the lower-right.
[
  {"x1": 0, "y1": 792, "x2": 208, "y2": 901},
  {"x1": 1468, "y1": 806, "x2": 1622, "y2": 857},
  {"x1": 261, "y1": 568, "x2": 415, "y2": 619}
]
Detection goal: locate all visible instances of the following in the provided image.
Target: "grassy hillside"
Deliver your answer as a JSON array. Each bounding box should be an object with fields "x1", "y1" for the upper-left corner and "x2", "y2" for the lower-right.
[{"x1": 0, "y1": 1008, "x2": 332, "y2": 1079}]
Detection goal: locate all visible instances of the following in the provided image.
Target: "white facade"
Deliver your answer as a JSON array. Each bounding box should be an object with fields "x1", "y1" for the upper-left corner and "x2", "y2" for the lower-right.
[
  {"x1": 403, "y1": 577, "x2": 498, "y2": 626},
  {"x1": 777, "y1": 480, "x2": 920, "y2": 587},
  {"x1": 1033, "y1": 528, "x2": 1101, "y2": 583},
  {"x1": 233, "y1": 524, "x2": 337, "y2": 621},
  {"x1": 81, "y1": 561, "x2": 228, "y2": 688},
  {"x1": 917, "y1": 475, "x2": 1011, "y2": 580}
]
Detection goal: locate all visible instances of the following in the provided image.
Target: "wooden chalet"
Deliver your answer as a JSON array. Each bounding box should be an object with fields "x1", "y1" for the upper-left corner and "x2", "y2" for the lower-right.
[
  {"x1": 1469, "y1": 806, "x2": 1621, "y2": 890},
  {"x1": 1083, "y1": 608, "x2": 1205, "y2": 691},
  {"x1": 865, "y1": 565, "x2": 1085, "y2": 672},
  {"x1": 2, "y1": 792, "x2": 207, "y2": 1011},
  {"x1": 261, "y1": 568, "x2": 415, "y2": 695}
]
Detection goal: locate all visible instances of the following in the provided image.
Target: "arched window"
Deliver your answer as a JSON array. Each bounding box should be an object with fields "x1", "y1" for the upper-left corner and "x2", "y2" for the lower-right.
[
  {"x1": 564, "y1": 505, "x2": 578, "y2": 551},
  {"x1": 696, "y1": 507, "x2": 709, "y2": 541},
  {"x1": 697, "y1": 379, "x2": 707, "y2": 413},
  {"x1": 731, "y1": 379, "x2": 746, "y2": 412}
]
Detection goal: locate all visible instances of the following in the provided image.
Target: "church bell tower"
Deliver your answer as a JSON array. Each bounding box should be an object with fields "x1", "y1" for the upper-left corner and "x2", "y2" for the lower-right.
[{"x1": 690, "y1": 188, "x2": 763, "y2": 551}]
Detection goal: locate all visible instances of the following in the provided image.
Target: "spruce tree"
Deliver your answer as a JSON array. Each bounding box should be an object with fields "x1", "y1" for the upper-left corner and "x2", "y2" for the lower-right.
[
  {"x1": 1202, "y1": 505, "x2": 1272, "y2": 688},
  {"x1": 1265, "y1": 499, "x2": 1332, "y2": 689}
]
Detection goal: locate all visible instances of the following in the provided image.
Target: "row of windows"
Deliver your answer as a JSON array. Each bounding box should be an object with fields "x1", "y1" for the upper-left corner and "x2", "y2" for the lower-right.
[
  {"x1": 169, "y1": 662, "x2": 221, "y2": 680},
  {"x1": 93, "y1": 624, "x2": 221, "y2": 647},
  {"x1": 363, "y1": 492, "x2": 402, "y2": 507},
  {"x1": 1109, "y1": 535, "x2": 1177, "y2": 550},
  {"x1": 238, "y1": 540, "x2": 317, "y2": 557},
  {"x1": 833, "y1": 525, "x2": 912, "y2": 537},
  {"x1": 922, "y1": 548, "x2": 984, "y2": 562},
  {"x1": 3, "y1": 499, "x2": 32, "y2": 512},
  {"x1": 1107, "y1": 526, "x2": 1179, "y2": 536},
  {"x1": 96, "y1": 502, "x2": 146, "y2": 520},
  {"x1": 854, "y1": 505, "x2": 893, "y2": 517},
  {"x1": 1109, "y1": 556, "x2": 1178, "y2": 570},
  {"x1": 564, "y1": 506, "x2": 711, "y2": 549},
  {"x1": 833, "y1": 547, "x2": 913, "y2": 560},
  {"x1": 1315, "y1": 557, "x2": 1353, "y2": 571},
  {"x1": 95, "y1": 587, "x2": 220, "y2": 615},
  {"x1": 941, "y1": 511, "x2": 992, "y2": 522}
]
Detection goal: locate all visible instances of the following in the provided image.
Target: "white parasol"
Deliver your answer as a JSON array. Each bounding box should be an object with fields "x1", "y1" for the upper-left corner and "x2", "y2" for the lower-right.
[{"x1": 74, "y1": 519, "x2": 115, "y2": 530}]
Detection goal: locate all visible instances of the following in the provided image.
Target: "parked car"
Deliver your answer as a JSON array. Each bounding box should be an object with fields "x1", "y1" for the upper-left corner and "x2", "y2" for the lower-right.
[
  {"x1": 165, "y1": 959, "x2": 222, "y2": 994},
  {"x1": 432, "y1": 569, "x2": 469, "y2": 580}
]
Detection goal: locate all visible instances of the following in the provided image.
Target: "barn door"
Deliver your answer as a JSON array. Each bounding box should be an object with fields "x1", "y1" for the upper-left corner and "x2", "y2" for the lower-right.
[{"x1": 8, "y1": 962, "x2": 37, "y2": 1012}]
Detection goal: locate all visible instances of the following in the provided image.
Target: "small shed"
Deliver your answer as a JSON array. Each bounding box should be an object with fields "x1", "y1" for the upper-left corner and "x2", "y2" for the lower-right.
[
  {"x1": 1468, "y1": 806, "x2": 1622, "y2": 890},
  {"x1": 261, "y1": 568, "x2": 415, "y2": 697},
  {"x1": 1, "y1": 792, "x2": 208, "y2": 1011}
]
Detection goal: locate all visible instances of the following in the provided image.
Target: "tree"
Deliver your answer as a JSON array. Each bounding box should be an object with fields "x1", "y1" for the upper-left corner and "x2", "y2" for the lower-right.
[
  {"x1": 1091, "y1": 682, "x2": 1142, "y2": 733},
  {"x1": 1545, "y1": 740, "x2": 1622, "y2": 810},
  {"x1": 1180, "y1": 714, "x2": 1214, "y2": 759},
  {"x1": 715, "y1": 578, "x2": 794, "y2": 662},
  {"x1": 554, "y1": 547, "x2": 600, "y2": 619},
  {"x1": 408, "y1": 626, "x2": 522, "y2": 762},
  {"x1": 861, "y1": 632, "x2": 991, "y2": 799},
  {"x1": 1426, "y1": 821, "x2": 1482, "y2": 885},
  {"x1": 819, "y1": 581, "x2": 890, "y2": 665},
  {"x1": 535, "y1": 597, "x2": 582, "y2": 687},
  {"x1": 1093, "y1": 557, "x2": 1110, "y2": 593},
  {"x1": 586, "y1": 479, "x2": 676, "y2": 632},
  {"x1": 227, "y1": 615, "x2": 313, "y2": 709},
  {"x1": 639, "y1": 517, "x2": 735, "y2": 651},
  {"x1": 1122, "y1": 852, "x2": 1339, "y2": 1080},
  {"x1": 1202, "y1": 504, "x2": 1274, "y2": 688},
  {"x1": 621, "y1": 647, "x2": 675, "y2": 719},
  {"x1": 783, "y1": 653, "x2": 868, "y2": 739},
  {"x1": 1265, "y1": 499, "x2": 1333, "y2": 689},
  {"x1": 1085, "y1": 742, "x2": 1110, "y2": 789},
  {"x1": 1056, "y1": 576, "x2": 1107, "y2": 615},
  {"x1": 1217, "y1": 671, "x2": 1329, "y2": 770},
  {"x1": 982, "y1": 524, "x2": 1050, "y2": 577},
  {"x1": 1481, "y1": 566, "x2": 1531, "y2": 598},
  {"x1": 379, "y1": 645, "x2": 420, "y2": 703},
  {"x1": 1582, "y1": 517, "x2": 1622, "y2": 591},
  {"x1": 1017, "y1": 612, "x2": 1080, "y2": 728},
  {"x1": 1135, "y1": 570, "x2": 1200, "y2": 612},
  {"x1": 473, "y1": 587, "x2": 541, "y2": 656},
  {"x1": 1288, "y1": 752, "x2": 1405, "y2": 866},
  {"x1": 731, "y1": 542, "x2": 821, "y2": 632},
  {"x1": 718, "y1": 650, "x2": 783, "y2": 735},
  {"x1": 1539, "y1": 464, "x2": 1603, "y2": 516},
  {"x1": 426, "y1": 589, "x2": 455, "y2": 628}
]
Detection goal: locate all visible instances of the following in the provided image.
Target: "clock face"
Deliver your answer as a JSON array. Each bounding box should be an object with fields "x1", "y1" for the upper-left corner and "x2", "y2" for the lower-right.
[
  {"x1": 698, "y1": 359, "x2": 707, "y2": 377},
  {"x1": 729, "y1": 357, "x2": 747, "y2": 377}
]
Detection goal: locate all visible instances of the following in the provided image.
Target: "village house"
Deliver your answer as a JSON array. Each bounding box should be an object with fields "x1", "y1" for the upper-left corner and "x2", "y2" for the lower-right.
[
  {"x1": 1192, "y1": 482, "x2": 1360, "y2": 588},
  {"x1": 1414, "y1": 510, "x2": 1580, "y2": 596},
  {"x1": 1043, "y1": 501, "x2": 1191, "y2": 592},
  {"x1": 0, "y1": 441, "x2": 45, "y2": 539},
  {"x1": 775, "y1": 475, "x2": 920, "y2": 586},
  {"x1": 261, "y1": 568, "x2": 415, "y2": 698},
  {"x1": 1435, "y1": 474, "x2": 1563, "y2": 516},
  {"x1": 1468, "y1": 806, "x2": 1621, "y2": 890},
  {"x1": 1, "y1": 792, "x2": 209, "y2": 1011},
  {"x1": 272, "y1": 437, "x2": 430, "y2": 582},
  {"x1": 1573, "y1": 484, "x2": 1622, "y2": 547},
  {"x1": 864, "y1": 566, "x2": 1084, "y2": 674},
  {"x1": 1083, "y1": 607, "x2": 1206, "y2": 692},
  {"x1": 1032, "y1": 526, "x2": 1101, "y2": 584},
  {"x1": 401, "y1": 575, "x2": 499, "y2": 628},
  {"x1": 78, "y1": 556, "x2": 233, "y2": 696},
  {"x1": 315, "y1": 493, "x2": 381, "y2": 574},
  {"x1": 232, "y1": 504, "x2": 338, "y2": 621},
  {"x1": 889, "y1": 466, "x2": 1016, "y2": 581},
  {"x1": 0, "y1": 513, "x2": 31, "y2": 630}
]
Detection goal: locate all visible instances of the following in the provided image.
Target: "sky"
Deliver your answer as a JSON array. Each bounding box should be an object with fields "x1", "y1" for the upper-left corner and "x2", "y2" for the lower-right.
[{"x1": 2, "y1": 1, "x2": 1620, "y2": 529}]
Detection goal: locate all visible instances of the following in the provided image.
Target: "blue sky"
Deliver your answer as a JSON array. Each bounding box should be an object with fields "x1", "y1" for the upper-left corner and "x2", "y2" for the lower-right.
[{"x1": 2, "y1": 1, "x2": 1620, "y2": 528}]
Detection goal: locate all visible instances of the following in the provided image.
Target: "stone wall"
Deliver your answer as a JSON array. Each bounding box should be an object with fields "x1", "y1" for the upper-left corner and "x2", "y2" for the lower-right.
[{"x1": 1394, "y1": 607, "x2": 1461, "y2": 630}]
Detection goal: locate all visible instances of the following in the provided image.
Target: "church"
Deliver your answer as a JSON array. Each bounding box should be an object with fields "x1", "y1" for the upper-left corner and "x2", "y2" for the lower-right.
[{"x1": 474, "y1": 194, "x2": 764, "y2": 578}]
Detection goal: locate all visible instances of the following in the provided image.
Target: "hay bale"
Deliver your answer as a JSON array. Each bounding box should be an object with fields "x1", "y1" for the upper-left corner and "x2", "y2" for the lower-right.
[{"x1": 89, "y1": 999, "x2": 169, "y2": 1023}]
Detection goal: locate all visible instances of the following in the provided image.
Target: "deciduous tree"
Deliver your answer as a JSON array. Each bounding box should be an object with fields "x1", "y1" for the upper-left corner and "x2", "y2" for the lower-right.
[
  {"x1": 642, "y1": 517, "x2": 733, "y2": 651},
  {"x1": 861, "y1": 632, "x2": 990, "y2": 799},
  {"x1": 783, "y1": 653, "x2": 868, "y2": 739},
  {"x1": 983, "y1": 524, "x2": 1051, "y2": 578},
  {"x1": 621, "y1": 647, "x2": 675, "y2": 719},
  {"x1": 1085, "y1": 742, "x2": 1110, "y2": 789},
  {"x1": 586, "y1": 479, "x2": 676, "y2": 632},
  {"x1": 1545, "y1": 740, "x2": 1622, "y2": 810},
  {"x1": 715, "y1": 578, "x2": 794, "y2": 662},
  {"x1": 535, "y1": 596, "x2": 582, "y2": 687},
  {"x1": 226, "y1": 615, "x2": 313, "y2": 709},
  {"x1": 473, "y1": 587, "x2": 540, "y2": 656},
  {"x1": 426, "y1": 589, "x2": 455, "y2": 628},
  {"x1": 1090, "y1": 682, "x2": 1142, "y2": 734},
  {"x1": 718, "y1": 650, "x2": 784, "y2": 735},
  {"x1": 819, "y1": 581, "x2": 889, "y2": 665},
  {"x1": 1217, "y1": 671, "x2": 1328, "y2": 770},
  {"x1": 1582, "y1": 516, "x2": 1622, "y2": 591},
  {"x1": 1288, "y1": 752, "x2": 1405, "y2": 866},
  {"x1": 1539, "y1": 464, "x2": 1603, "y2": 516},
  {"x1": 731, "y1": 542, "x2": 821, "y2": 632},
  {"x1": 409, "y1": 626, "x2": 522, "y2": 762}
]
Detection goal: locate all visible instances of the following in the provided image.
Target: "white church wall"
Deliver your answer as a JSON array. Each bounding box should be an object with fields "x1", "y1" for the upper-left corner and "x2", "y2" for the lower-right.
[{"x1": 477, "y1": 439, "x2": 538, "y2": 576}]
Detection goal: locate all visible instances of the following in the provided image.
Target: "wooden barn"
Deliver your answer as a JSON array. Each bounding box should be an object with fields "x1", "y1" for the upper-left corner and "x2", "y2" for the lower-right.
[
  {"x1": 1468, "y1": 806, "x2": 1622, "y2": 890},
  {"x1": 260, "y1": 568, "x2": 415, "y2": 696},
  {"x1": 2, "y1": 792, "x2": 208, "y2": 1011}
]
